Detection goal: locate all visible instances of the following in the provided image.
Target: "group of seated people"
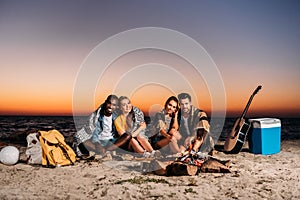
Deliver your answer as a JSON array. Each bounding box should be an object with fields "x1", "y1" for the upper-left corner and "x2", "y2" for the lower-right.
[{"x1": 73, "y1": 93, "x2": 214, "y2": 158}]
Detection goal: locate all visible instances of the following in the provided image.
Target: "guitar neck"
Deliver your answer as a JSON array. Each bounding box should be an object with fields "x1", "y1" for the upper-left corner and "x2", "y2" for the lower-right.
[
  {"x1": 240, "y1": 95, "x2": 254, "y2": 119},
  {"x1": 240, "y1": 85, "x2": 262, "y2": 119}
]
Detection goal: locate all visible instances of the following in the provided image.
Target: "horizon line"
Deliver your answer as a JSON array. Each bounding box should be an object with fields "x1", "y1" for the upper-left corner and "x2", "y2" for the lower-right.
[{"x1": 0, "y1": 113, "x2": 299, "y2": 118}]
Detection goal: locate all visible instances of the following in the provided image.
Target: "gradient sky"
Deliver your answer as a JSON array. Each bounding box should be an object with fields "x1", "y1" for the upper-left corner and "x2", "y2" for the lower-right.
[{"x1": 0, "y1": 0, "x2": 299, "y2": 117}]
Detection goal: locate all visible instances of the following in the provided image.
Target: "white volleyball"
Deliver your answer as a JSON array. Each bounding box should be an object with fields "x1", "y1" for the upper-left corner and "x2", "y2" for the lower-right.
[{"x1": 0, "y1": 146, "x2": 20, "y2": 165}]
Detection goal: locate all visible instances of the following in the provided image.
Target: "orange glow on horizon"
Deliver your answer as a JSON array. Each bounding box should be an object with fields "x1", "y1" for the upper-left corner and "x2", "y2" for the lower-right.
[
  {"x1": 1, "y1": 83, "x2": 299, "y2": 117},
  {"x1": 1, "y1": 51, "x2": 299, "y2": 117}
]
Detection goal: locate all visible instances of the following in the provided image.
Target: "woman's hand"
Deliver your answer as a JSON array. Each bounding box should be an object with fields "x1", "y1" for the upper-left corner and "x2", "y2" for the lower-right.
[
  {"x1": 174, "y1": 109, "x2": 178, "y2": 117},
  {"x1": 173, "y1": 131, "x2": 182, "y2": 141},
  {"x1": 131, "y1": 122, "x2": 146, "y2": 137},
  {"x1": 168, "y1": 129, "x2": 182, "y2": 141},
  {"x1": 139, "y1": 122, "x2": 146, "y2": 129},
  {"x1": 169, "y1": 135, "x2": 177, "y2": 143}
]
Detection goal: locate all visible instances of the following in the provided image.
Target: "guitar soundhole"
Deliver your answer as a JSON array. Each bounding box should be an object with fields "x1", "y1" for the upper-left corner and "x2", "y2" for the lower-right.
[{"x1": 237, "y1": 123, "x2": 250, "y2": 143}]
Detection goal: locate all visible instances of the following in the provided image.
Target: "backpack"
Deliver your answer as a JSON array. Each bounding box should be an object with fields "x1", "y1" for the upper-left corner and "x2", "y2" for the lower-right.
[
  {"x1": 38, "y1": 130, "x2": 76, "y2": 167},
  {"x1": 25, "y1": 132, "x2": 42, "y2": 165}
]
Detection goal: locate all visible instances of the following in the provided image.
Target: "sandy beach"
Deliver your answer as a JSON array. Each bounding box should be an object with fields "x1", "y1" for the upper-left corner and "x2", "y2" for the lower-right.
[{"x1": 0, "y1": 139, "x2": 299, "y2": 200}]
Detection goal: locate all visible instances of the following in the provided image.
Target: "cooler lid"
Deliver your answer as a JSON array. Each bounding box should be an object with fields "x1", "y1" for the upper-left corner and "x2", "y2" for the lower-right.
[{"x1": 249, "y1": 118, "x2": 281, "y2": 128}]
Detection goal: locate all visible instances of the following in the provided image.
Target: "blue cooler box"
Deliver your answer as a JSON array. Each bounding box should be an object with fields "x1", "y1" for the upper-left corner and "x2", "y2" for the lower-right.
[{"x1": 248, "y1": 118, "x2": 281, "y2": 155}]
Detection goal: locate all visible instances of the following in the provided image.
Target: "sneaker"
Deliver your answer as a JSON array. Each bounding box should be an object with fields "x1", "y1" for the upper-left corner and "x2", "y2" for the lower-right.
[
  {"x1": 104, "y1": 151, "x2": 112, "y2": 161},
  {"x1": 143, "y1": 151, "x2": 151, "y2": 158},
  {"x1": 150, "y1": 150, "x2": 161, "y2": 158},
  {"x1": 190, "y1": 149, "x2": 197, "y2": 156},
  {"x1": 94, "y1": 154, "x2": 104, "y2": 160},
  {"x1": 81, "y1": 151, "x2": 96, "y2": 160}
]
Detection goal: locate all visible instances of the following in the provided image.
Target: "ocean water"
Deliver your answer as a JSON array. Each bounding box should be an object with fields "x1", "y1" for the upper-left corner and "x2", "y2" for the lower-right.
[{"x1": 0, "y1": 116, "x2": 299, "y2": 146}]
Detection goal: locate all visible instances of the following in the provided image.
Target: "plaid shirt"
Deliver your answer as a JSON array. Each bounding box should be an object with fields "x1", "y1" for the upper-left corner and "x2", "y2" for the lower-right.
[{"x1": 74, "y1": 104, "x2": 117, "y2": 144}]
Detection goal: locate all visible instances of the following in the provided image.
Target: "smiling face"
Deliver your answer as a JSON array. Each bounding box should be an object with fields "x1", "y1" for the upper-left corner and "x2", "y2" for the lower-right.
[
  {"x1": 165, "y1": 100, "x2": 178, "y2": 116},
  {"x1": 104, "y1": 98, "x2": 118, "y2": 116},
  {"x1": 119, "y1": 98, "x2": 132, "y2": 115},
  {"x1": 179, "y1": 97, "x2": 192, "y2": 115}
]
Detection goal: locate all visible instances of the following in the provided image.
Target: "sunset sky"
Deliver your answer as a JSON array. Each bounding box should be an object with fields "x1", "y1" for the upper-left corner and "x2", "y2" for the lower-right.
[{"x1": 0, "y1": 0, "x2": 299, "y2": 117}]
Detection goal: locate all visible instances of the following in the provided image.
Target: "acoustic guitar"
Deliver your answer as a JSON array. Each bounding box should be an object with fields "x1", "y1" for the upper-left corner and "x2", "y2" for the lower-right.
[{"x1": 224, "y1": 85, "x2": 262, "y2": 153}]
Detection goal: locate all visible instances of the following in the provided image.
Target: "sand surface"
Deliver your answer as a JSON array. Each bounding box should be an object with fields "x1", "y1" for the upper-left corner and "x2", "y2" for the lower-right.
[{"x1": 0, "y1": 140, "x2": 299, "y2": 200}]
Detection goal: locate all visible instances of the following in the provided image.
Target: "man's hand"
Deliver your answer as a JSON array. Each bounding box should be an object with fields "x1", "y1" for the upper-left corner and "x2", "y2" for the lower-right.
[{"x1": 184, "y1": 136, "x2": 194, "y2": 148}]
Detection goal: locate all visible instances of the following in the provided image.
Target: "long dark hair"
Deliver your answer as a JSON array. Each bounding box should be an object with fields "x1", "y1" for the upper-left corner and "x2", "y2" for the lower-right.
[
  {"x1": 164, "y1": 96, "x2": 179, "y2": 132},
  {"x1": 164, "y1": 96, "x2": 179, "y2": 116}
]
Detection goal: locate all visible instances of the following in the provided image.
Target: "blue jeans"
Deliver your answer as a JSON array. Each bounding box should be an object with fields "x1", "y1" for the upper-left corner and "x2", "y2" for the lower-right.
[{"x1": 91, "y1": 132, "x2": 116, "y2": 147}]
